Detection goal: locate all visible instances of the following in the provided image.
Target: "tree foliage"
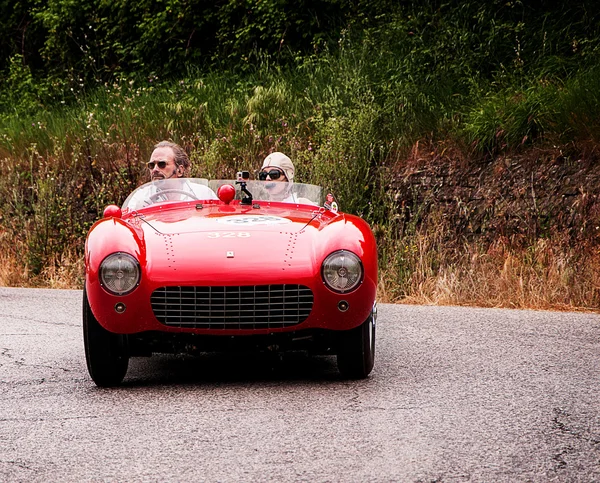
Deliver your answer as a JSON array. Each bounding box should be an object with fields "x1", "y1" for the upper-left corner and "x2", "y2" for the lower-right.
[
  {"x1": 2, "y1": 0, "x2": 393, "y2": 81},
  {"x1": 2, "y1": 1, "x2": 596, "y2": 83}
]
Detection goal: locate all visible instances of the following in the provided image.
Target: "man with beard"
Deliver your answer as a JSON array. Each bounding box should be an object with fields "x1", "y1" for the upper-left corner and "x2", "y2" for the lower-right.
[
  {"x1": 125, "y1": 141, "x2": 217, "y2": 209},
  {"x1": 147, "y1": 140, "x2": 190, "y2": 180}
]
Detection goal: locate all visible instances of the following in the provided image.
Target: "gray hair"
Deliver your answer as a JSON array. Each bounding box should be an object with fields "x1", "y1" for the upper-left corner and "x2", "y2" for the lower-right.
[{"x1": 154, "y1": 141, "x2": 190, "y2": 175}]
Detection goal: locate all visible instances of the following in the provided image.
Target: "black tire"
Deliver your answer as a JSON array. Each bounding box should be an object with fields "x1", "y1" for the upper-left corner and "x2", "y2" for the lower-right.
[
  {"x1": 83, "y1": 288, "x2": 129, "y2": 387},
  {"x1": 337, "y1": 305, "x2": 376, "y2": 379}
]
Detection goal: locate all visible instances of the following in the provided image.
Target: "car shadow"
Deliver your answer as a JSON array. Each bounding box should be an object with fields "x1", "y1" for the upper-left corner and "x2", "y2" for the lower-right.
[{"x1": 121, "y1": 351, "x2": 344, "y2": 387}]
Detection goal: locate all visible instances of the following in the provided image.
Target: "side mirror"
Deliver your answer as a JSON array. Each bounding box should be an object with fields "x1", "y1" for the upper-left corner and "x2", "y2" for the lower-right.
[
  {"x1": 217, "y1": 184, "x2": 236, "y2": 204},
  {"x1": 103, "y1": 205, "x2": 122, "y2": 219}
]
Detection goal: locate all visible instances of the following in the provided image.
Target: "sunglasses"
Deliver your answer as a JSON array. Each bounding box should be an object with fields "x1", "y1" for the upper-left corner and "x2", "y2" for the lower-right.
[
  {"x1": 147, "y1": 161, "x2": 169, "y2": 170},
  {"x1": 259, "y1": 169, "x2": 284, "y2": 181}
]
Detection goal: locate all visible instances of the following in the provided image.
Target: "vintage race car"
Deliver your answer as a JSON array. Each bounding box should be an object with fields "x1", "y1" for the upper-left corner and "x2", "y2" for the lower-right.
[{"x1": 83, "y1": 176, "x2": 378, "y2": 386}]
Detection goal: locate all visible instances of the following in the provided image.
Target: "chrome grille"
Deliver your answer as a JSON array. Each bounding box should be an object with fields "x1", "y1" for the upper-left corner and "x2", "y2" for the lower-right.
[{"x1": 151, "y1": 285, "x2": 314, "y2": 329}]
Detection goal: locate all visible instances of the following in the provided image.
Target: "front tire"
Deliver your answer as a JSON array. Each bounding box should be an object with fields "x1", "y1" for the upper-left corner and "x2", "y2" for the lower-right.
[
  {"x1": 83, "y1": 288, "x2": 129, "y2": 387},
  {"x1": 337, "y1": 304, "x2": 376, "y2": 379}
]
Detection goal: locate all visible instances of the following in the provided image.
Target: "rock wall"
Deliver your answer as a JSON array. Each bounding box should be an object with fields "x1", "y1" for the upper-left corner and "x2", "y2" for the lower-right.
[{"x1": 390, "y1": 144, "x2": 600, "y2": 246}]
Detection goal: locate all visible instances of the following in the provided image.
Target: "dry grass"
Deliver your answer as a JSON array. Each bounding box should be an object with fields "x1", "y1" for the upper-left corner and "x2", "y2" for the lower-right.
[
  {"x1": 378, "y1": 231, "x2": 600, "y2": 312},
  {"x1": 0, "y1": 230, "x2": 29, "y2": 287},
  {"x1": 0, "y1": 255, "x2": 30, "y2": 287},
  {"x1": 0, "y1": 230, "x2": 84, "y2": 289},
  {"x1": 36, "y1": 249, "x2": 85, "y2": 289}
]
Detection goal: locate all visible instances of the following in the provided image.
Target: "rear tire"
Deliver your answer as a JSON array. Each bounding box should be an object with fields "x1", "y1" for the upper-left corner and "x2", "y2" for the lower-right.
[
  {"x1": 337, "y1": 304, "x2": 376, "y2": 379},
  {"x1": 83, "y1": 288, "x2": 129, "y2": 387}
]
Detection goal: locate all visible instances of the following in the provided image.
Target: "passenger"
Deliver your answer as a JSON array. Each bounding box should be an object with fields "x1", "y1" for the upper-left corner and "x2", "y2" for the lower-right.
[
  {"x1": 259, "y1": 152, "x2": 298, "y2": 202},
  {"x1": 126, "y1": 141, "x2": 217, "y2": 209},
  {"x1": 259, "y1": 152, "x2": 294, "y2": 183}
]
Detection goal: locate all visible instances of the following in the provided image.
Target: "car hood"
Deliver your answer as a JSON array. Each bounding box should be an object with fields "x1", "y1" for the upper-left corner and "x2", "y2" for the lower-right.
[
  {"x1": 136, "y1": 205, "x2": 329, "y2": 285},
  {"x1": 140, "y1": 206, "x2": 320, "y2": 235}
]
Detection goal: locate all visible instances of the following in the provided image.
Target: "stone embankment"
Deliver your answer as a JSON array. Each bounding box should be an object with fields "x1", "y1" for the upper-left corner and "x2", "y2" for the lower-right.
[{"x1": 391, "y1": 143, "x2": 600, "y2": 246}]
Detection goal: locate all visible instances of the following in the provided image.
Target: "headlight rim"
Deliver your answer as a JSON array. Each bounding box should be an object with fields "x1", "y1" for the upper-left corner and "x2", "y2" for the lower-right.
[
  {"x1": 321, "y1": 249, "x2": 364, "y2": 294},
  {"x1": 99, "y1": 251, "x2": 141, "y2": 296}
]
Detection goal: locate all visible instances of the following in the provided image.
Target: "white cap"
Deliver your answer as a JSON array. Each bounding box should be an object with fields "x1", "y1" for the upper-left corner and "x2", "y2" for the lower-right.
[{"x1": 261, "y1": 152, "x2": 294, "y2": 182}]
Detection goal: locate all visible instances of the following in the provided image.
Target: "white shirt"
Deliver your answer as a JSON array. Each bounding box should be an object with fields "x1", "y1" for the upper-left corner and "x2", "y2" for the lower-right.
[{"x1": 124, "y1": 178, "x2": 218, "y2": 210}]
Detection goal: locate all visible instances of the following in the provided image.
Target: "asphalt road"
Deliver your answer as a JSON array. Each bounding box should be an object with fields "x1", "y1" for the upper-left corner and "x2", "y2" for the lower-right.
[{"x1": 0, "y1": 287, "x2": 599, "y2": 482}]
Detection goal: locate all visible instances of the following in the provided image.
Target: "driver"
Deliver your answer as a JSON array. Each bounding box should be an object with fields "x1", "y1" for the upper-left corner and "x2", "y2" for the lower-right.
[
  {"x1": 127, "y1": 141, "x2": 217, "y2": 208},
  {"x1": 148, "y1": 140, "x2": 190, "y2": 180}
]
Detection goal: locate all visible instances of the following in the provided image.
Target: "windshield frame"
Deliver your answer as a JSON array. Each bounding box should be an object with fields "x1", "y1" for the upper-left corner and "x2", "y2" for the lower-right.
[{"x1": 122, "y1": 178, "x2": 323, "y2": 211}]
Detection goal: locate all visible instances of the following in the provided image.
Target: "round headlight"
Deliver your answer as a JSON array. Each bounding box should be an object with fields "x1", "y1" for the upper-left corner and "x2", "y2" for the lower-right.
[
  {"x1": 100, "y1": 252, "x2": 140, "y2": 295},
  {"x1": 322, "y1": 250, "x2": 363, "y2": 293}
]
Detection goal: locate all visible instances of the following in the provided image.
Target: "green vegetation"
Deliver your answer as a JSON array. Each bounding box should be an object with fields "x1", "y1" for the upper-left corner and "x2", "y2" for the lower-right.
[{"x1": 1, "y1": 1, "x2": 600, "y2": 309}]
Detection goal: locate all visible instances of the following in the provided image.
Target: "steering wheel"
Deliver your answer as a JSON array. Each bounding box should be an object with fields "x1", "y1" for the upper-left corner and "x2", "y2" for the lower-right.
[{"x1": 147, "y1": 189, "x2": 199, "y2": 202}]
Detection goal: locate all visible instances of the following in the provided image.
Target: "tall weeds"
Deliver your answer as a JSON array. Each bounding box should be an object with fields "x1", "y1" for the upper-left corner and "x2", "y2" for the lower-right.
[{"x1": 378, "y1": 223, "x2": 600, "y2": 311}]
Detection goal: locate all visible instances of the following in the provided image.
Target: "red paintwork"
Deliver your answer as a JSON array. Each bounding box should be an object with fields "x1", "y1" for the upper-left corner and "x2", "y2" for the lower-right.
[{"x1": 85, "y1": 196, "x2": 378, "y2": 336}]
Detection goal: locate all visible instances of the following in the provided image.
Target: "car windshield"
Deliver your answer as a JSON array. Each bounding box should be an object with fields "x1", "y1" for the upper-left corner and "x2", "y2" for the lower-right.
[{"x1": 122, "y1": 178, "x2": 323, "y2": 210}]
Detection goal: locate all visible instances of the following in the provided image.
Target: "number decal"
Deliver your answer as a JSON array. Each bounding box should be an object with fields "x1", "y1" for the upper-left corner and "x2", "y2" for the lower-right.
[
  {"x1": 207, "y1": 232, "x2": 251, "y2": 238},
  {"x1": 217, "y1": 215, "x2": 292, "y2": 226}
]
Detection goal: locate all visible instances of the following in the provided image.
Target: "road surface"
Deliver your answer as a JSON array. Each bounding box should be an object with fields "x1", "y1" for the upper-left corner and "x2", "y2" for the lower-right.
[{"x1": 1, "y1": 287, "x2": 599, "y2": 482}]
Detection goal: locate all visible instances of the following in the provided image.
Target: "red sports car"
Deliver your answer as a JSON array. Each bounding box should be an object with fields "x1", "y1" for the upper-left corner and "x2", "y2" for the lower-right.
[{"x1": 83, "y1": 175, "x2": 378, "y2": 386}]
